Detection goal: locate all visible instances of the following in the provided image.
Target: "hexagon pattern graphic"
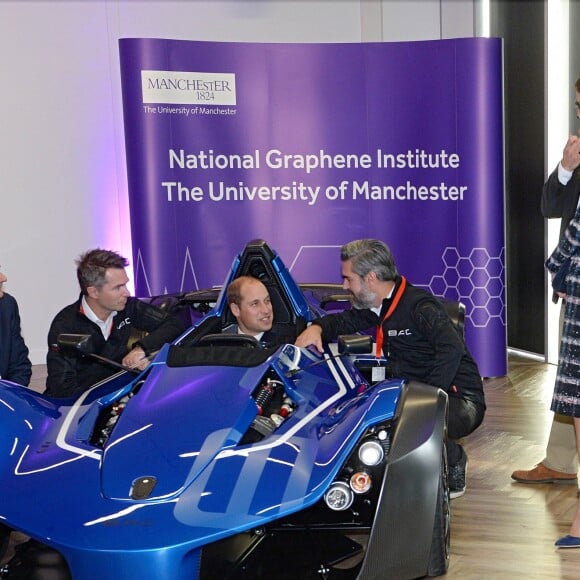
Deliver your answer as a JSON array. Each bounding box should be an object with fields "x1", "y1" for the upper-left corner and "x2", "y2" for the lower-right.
[{"x1": 416, "y1": 246, "x2": 506, "y2": 328}]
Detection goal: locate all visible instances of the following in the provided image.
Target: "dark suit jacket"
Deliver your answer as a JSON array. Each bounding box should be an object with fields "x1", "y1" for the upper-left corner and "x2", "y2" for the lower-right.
[
  {"x1": 222, "y1": 323, "x2": 297, "y2": 347},
  {"x1": 541, "y1": 165, "x2": 580, "y2": 236},
  {"x1": 0, "y1": 292, "x2": 32, "y2": 385}
]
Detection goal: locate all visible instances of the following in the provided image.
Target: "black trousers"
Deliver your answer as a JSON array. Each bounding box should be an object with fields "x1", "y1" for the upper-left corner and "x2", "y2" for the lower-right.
[{"x1": 447, "y1": 397, "x2": 485, "y2": 466}]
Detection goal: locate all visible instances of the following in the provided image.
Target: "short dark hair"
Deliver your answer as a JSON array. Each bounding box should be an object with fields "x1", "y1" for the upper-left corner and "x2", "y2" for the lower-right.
[
  {"x1": 576, "y1": 77, "x2": 580, "y2": 93},
  {"x1": 76, "y1": 249, "x2": 129, "y2": 295},
  {"x1": 340, "y1": 239, "x2": 399, "y2": 281}
]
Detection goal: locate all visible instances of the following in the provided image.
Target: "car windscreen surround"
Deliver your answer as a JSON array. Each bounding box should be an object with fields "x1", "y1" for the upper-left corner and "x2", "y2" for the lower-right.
[{"x1": 166, "y1": 343, "x2": 278, "y2": 367}]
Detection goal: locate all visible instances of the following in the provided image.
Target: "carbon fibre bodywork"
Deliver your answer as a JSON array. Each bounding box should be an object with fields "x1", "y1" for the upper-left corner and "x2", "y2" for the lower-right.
[{"x1": 0, "y1": 240, "x2": 449, "y2": 579}]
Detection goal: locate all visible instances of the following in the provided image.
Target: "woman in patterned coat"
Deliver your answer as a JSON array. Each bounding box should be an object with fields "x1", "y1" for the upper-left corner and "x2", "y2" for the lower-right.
[{"x1": 546, "y1": 206, "x2": 580, "y2": 547}]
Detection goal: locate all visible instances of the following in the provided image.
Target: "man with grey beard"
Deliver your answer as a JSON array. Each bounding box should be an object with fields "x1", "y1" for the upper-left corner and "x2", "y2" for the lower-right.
[{"x1": 296, "y1": 238, "x2": 485, "y2": 499}]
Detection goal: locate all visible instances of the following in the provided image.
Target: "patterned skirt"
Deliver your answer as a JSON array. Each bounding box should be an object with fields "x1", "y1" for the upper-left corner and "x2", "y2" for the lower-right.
[{"x1": 552, "y1": 292, "x2": 580, "y2": 417}]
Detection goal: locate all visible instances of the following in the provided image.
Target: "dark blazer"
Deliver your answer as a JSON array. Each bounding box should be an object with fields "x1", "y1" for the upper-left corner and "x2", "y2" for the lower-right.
[
  {"x1": 541, "y1": 165, "x2": 580, "y2": 237},
  {"x1": 0, "y1": 292, "x2": 32, "y2": 386}
]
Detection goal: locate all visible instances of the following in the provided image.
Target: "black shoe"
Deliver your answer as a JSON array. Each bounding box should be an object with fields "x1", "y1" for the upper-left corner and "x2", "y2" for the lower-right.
[{"x1": 449, "y1": 447, "x2": 468, "y2": 499}]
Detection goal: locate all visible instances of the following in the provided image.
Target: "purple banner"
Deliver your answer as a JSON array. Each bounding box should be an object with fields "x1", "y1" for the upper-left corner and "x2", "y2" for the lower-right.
[{"x1": 119, "y1": 37, "x2": 506, "y2": 377}]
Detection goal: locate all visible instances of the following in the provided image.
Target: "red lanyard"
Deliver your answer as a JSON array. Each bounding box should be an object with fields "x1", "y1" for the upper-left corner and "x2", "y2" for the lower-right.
[{"x1": 375, "y1": 276, "x2": 407, "y2": 358}]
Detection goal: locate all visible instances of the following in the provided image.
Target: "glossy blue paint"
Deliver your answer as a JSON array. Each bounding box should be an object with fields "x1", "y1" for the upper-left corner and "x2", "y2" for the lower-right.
[{"x1": 0, "y1": 241, "x2": 446, "y2": 579}]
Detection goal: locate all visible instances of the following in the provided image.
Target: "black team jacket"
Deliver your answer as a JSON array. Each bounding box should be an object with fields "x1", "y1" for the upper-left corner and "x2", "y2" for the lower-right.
[
  {"x1": 312, "y1": 276, "x2": 485, "y2": 409},
  {"x1": 45, "y1": 296, "x2": 186, "y2": 398}
]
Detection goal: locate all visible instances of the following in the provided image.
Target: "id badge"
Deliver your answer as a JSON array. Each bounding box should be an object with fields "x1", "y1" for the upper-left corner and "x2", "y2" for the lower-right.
[{"x1": 371, "y1": 365, "x2": 386, "y2": 382}]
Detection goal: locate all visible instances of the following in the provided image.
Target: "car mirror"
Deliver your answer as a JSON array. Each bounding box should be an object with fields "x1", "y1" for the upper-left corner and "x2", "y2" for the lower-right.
[
  {"x1": 57, "y1": 333, "x2": 140, "y2": 374},
  {"x1": 338, "y1": 335, "x2": 373, "y2": 355},
  {"x1": 57, "y1": 334, "x2": 95, "y2": 355}
]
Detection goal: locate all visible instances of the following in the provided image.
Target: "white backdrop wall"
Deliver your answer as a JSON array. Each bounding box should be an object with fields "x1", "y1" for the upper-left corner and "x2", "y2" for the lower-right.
[{"x1": 0, "y1": 0, "x2": 476, "y2": 366}]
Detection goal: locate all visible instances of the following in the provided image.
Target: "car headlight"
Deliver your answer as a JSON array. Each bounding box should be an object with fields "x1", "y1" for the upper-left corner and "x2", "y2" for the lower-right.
[
  {"x1": 350, "y1": 470, "x2": 372, "y2": 494},
  {"x1": 358, "y1": 440, "x2": 384, "y2": 466},
  {"x1": 324, "y1": 481, "x2": 354, "y2": 511}
]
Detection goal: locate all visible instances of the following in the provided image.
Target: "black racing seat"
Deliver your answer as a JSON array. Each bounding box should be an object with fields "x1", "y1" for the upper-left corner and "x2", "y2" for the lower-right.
[
  {"x1": 441, "y1": 299, "x2": 466, "y2": 338},
  {"x1": 220, "y1": 240, "x2": 296, "y2": 327},
  {"x1": 179, "y1": 240, "x2": 305, "y2": 348},
  {"x1": 219, "y1": 240, "x2": 306, "y2": 339}
]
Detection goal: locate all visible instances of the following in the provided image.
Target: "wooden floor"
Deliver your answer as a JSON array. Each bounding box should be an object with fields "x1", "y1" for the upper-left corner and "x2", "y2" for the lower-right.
[
  {"x1": 22, "y1": 356, "x2": 580, "y2": 578},
  {"x1": 447, "y1": 353, "x2": 580, "y2": 579}
]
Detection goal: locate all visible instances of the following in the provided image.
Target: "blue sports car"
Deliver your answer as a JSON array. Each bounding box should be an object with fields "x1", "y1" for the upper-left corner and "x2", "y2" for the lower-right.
[{"x1": 0, "y1": 240, "x2": 450, "y2": 579}]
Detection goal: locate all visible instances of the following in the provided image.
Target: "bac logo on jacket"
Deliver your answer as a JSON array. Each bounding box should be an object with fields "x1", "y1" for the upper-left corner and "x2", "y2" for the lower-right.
[
  {"x1": 388, "y1": 329, "x2": 412, "y2": 336},
  {"x1": 116, "y1": 317, "x2": 131, "y2": 330}
]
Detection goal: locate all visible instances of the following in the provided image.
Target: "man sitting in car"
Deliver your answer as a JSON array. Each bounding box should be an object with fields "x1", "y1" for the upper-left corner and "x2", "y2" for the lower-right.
[{"x1": 223, "y1": 276, "x2": 297, "y2": 347}]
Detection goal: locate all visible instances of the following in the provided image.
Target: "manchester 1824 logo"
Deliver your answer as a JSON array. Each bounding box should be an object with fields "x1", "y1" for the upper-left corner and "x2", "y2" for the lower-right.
[{"x1": 141, "y1": 70, "x2": 236, "y2": 106}]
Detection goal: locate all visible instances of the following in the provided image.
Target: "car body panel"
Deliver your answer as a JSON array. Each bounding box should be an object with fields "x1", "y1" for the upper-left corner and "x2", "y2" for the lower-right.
[{"x1": 0, "y1": 240, "x2": 449, "y2": 580}]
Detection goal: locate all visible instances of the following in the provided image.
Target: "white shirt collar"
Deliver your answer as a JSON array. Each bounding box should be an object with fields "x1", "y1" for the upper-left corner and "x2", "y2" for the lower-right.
[
  {"x1": 81, "y1": 295, "x2": 117, "y2": 339},
  {"x1": 371, "y1": 281, "x2": 396, "y2": 316}
]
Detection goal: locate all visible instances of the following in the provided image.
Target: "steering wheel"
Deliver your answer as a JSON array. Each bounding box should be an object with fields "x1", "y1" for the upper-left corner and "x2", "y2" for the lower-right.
[{"x1": 197, "y1": 333, "x2": 261, "y2": 349}]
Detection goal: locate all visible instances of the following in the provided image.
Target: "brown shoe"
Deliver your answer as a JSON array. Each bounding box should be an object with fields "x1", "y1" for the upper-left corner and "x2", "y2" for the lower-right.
[{"x1": 511, "y1": 462, "x2": 578, "y2": 484}]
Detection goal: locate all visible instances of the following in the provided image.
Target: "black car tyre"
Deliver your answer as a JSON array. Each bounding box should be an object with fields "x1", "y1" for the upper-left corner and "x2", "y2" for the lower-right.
[
  {"x1": 426, "y1": 445, "x2": 451, "y2": 576},
  {"x1": 0, "y1": 524, "x2": 10, "y2": 564}
]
